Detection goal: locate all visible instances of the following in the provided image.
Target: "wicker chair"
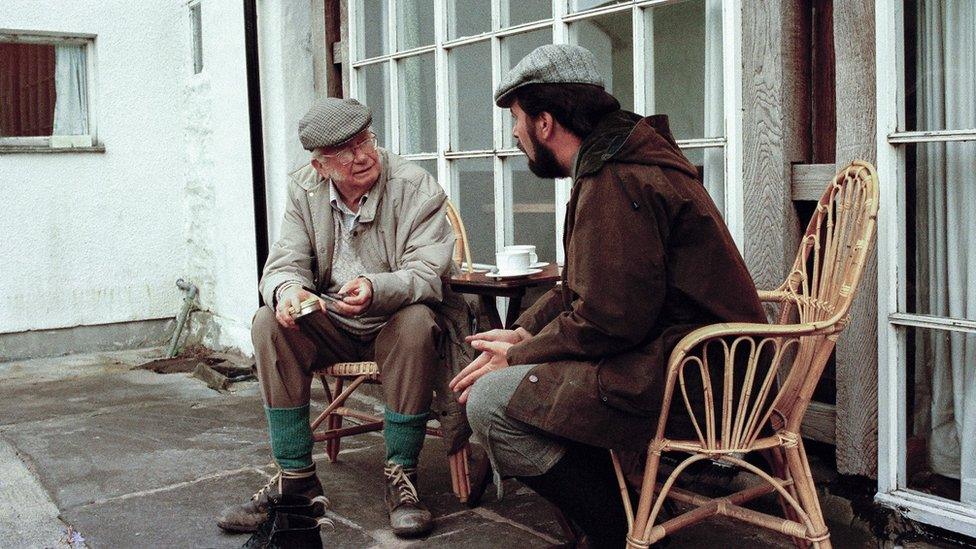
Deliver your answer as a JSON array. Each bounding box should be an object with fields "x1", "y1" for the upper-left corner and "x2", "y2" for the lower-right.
[
  {"x1": 614, "y1": 161, "x2": 879, "y2": 549},
  {"x1": 309, "y1": 199, "x2": 476, "y2": 503}
]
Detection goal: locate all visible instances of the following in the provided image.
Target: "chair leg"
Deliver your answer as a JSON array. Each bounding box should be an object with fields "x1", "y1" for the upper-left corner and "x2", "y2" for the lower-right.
[
  {"x1": 763, "y1": 447, "x2": 809, "y2": 549},
  {"x1": 628, "y1": 447, "x2": 665, "y2": 548},
  {"x1": 784, "y1": 440, "x2": 831, "y2": 549},
  {"x1": 326, "y1": 377, "x2": 344, "y2": 462}
]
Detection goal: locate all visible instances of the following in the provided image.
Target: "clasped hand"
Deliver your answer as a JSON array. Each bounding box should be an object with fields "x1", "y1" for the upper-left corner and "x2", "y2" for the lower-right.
[{"x1": 450, "y1": 328, "x2": 532, "y2": 404}]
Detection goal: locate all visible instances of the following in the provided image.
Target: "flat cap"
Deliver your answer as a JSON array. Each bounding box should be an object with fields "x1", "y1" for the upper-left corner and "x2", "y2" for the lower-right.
[
  {"x1": 298, "y1": 97, "x2": 372, "y2": 151},
  {"x1": 494, "y1": 44, "x2": 605, "y2": 107}
]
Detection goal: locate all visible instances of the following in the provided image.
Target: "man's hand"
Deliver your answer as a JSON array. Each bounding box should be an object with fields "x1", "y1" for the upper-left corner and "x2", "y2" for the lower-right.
[
  {"x1": 331, "y1": 277, "x2": 373, "y2": 317},
  {"x1": 465, "y1": 327, "x2": 532, "y2": 346},
  {"x1": 450, "y1": 340, "x2": 514, "y2": 405},
  {"x1": 275, "y1": 285, "x2": 317, "y2": 329}
]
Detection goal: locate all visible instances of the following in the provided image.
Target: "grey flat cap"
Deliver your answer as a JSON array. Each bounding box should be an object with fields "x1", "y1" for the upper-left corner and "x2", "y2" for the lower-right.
[
  {"x1": 298, "y1": 97, "x2": 372, "y2": 151},
  {"x1": 494, "y1": 44, "x2": 605, "y2": 107}
]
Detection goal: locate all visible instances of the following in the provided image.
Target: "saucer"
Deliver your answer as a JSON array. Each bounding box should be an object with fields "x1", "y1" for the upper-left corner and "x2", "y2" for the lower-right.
[
  {"x1": 530, "y1": 261, "x2": 549, "y2": 268},
  {"x1": 486, "y1": 268, "x2": 543, "y2": 279}
]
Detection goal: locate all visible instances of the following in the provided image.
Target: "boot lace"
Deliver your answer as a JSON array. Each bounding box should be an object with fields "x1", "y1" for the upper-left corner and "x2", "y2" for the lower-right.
[
  {"x1": 251, "y1": 472, "x2": 280, "y2": 502},
  {"x1": 385, "y1": 464, "x2": 420, "y2": 505}
]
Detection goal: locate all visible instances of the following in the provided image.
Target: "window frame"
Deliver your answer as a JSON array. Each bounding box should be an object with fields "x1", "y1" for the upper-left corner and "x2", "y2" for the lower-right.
[
  {"x1": 0, "y1": 30, "x2": 99, "y2": 152},
  {"x1": 875, "y1": 0, "x2": 976, "y2": 536},
  {"x1": 347, "y1": 0, "x2": 743, "y2": 263}
]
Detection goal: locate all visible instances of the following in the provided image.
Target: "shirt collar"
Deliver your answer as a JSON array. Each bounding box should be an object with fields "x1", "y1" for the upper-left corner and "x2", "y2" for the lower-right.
[{"x1": 328, "y1": 180, "x2": 369, "y2": 216}]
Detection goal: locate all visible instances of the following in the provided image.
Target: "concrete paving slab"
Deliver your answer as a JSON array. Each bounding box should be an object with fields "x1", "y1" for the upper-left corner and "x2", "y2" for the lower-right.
[
  {"x1": 0, "y1": 437, "x2": 71, "y2": 549},
  {"x1": 0, "y1": 348, "x2": 895, "y2": 548}
]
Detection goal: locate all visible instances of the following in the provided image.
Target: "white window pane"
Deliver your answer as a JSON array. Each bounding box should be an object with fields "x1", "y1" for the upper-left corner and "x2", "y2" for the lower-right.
[
  {"x1": 908, "y1": 141, "x2": 976, "y2": 320},
  {"x1": 507, "y1": 156, "x2": 556, "y2": 263},
  {"x1": 500, "y1": 28, "x2": 552, "y2": 148},
  {"x1": 909, "y1": 0, "x2": 976, "y2": 132},
  {"x1": 571, "y1": 0, "x2": 628, "y2": 14},
  {"x1": 398, "y1": 53, "x2": 437, "y2": 154},
  {"x1": 453, "y1": 158, "x2": 496, "y2": 264},
  {"x1": 397, "y1": 0, "x2": 435, "y2": 51},
  {"x1": 905, "y1": 326, "x2": 976, "y2": 504},
  {"x1": 570, "y1": 11, "x2": 634, "y2": 111},
  {"x1": 410, "y1": 158, "x2": 437, "y2": 179},
  {"x1": 681, "y1": 147, "x2": 725, "y2": 216},
  {"x1": 646, "y1": 0, "x2": 723, "y2": 140},
  {"x1": 357, "y1": 0, "x2": 390, "y2": 60},
  {"x1": 448, "y1": 0, "x2": 491, "y2": 41},
  {"x1": 503, "y1": 1, "x2": 551, "y2": 28},
  {"x1": 450, "y1": 41, "x2": 493, "y2": 151},
  {"x1": 358, "y1": 62, "x2": 390, "y2": 148}
]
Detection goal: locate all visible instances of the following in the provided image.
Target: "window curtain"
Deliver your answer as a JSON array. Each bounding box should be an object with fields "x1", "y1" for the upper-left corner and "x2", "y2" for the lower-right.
[
  {"x1": 914, "y1": 0, "x2": 976, "y2": 504},
  {"x1": 702, "y1": 0, "x2": 724, "y2": 214},
  {"x1": 52, "y1": 44, "x2": 88, "y2": 135}
]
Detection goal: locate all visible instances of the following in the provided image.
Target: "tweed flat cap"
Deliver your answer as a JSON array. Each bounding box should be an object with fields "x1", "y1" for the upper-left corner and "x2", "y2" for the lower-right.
[
  {"x1": 298, "y1": 97, "x2": 373, "y2": 151},
  {"x1": 494, "y1": 44, "x2": 605, "y2": 107}
]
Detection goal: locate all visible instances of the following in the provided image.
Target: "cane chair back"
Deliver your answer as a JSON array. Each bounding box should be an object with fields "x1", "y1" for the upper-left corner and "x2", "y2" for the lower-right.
[
  {"x1": 616, "y1": 161, "x2": 879, "y2": 549},
  {"x1": 310, "y1": 199, "x2": 476, "y2": 503}
]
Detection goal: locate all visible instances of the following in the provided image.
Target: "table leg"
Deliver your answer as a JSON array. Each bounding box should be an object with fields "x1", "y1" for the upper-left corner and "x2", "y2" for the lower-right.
[
  {"x1": 505, "y1": 294, "x2": 524, "y2": 328},
  {"x1": 481, "y1": 295, "x2": 503, "y2": 329}
]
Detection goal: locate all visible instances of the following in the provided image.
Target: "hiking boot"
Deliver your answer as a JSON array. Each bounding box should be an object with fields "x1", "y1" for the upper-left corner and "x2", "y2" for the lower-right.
[
  {"x1": 384, "y1": 462, "x2": 433, "y2": 538},
  {"x1": 241, "y1": 493, "x2": 333, "y2": 549},
  {"x1": 243, "y1": 512, "x2": 326, "y2": 549},
  {"x1": 217, "y1": 465, "x2": 329, "y2": 533}
]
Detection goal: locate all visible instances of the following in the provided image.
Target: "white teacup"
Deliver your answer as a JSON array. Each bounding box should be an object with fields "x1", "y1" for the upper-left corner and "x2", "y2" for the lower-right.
[
  {"x1": 504, "y1": 245, "x2": 538, "y2": 265},
  {"x1": 496, "y1": 250, "x2": 531, "y2": 274}
]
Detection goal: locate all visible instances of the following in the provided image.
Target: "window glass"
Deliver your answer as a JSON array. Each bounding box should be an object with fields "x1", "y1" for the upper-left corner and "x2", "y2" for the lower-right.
[
  {"x1": 503, "y1": 1, "x2": 552, "y2": 28},
  {"x1": 359, "y1": 62, "x2": 391, "y2": 148},
  {"x1": 647, "y1": 0, "x2": 723, "y2": 140},
  {"x1": 397, "y1": 0, "x2": 435, "y2": 51},
  {"x1": 398, "y1": 53, "x2": 437, "y2": 154},
  {"x1": 448, "y1": 0, "x2": 491, "y2": 40},
  {"x1": 508, "y1": 156, "x2": 556, "y2": 264},
  {"x1": 570, "y1": 10, "x2": 634, "y2": 111},
  {"x1": 906, "y1": 0, "x2": 976, "y2": 132},
  {"x1": 358, "y1": 0, "x2": 390, "y2": 60},
  {"x1": 571, "y1": 0, "x2": 628, "y2": 13},
  {"x1": 450, "y1": 41, "x2": 493, "y2": 151},
  {"x1": 0, "y1": 41, "x2": 88, "y2": 138},
  {"x1": 500, "y1": 29, "x2": 552, "y2": 148},
  {"x1": 454, "y1": 157, "x2": 496, "y2": 264},
  {"x1": 410, "y1": 158, "x2": 437, "y2": 179}
]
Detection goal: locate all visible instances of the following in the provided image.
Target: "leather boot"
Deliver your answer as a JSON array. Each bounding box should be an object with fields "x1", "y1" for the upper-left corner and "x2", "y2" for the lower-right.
[
  {"x1": 516, "y1": 444, "x2": 631, "y2": 549},
  {"x1": 242, "y1": 494, "x2": 334, "y2": 549},
  {"x1": 384, "y1": 462, "x2": 433, "y2": 538},
  {"x1": 217, "y1": 465, "x2": 329, "y2": 533},
  {"x1": 245, "y1": 513, "x2": 324, "y2": 549}
]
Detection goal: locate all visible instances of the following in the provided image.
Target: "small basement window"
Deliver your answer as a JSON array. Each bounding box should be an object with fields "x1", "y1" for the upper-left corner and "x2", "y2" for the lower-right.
[{"x1": 0, "y1": 34, "x2": 96, "y2": 150}]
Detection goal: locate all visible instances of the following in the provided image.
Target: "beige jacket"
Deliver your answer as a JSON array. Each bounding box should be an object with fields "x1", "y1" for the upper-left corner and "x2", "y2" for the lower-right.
[{"x1": 259, "y1": 149, "x2": 455, "y2": 314}]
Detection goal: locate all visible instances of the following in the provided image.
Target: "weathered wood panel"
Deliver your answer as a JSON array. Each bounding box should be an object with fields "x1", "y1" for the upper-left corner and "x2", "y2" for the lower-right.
[
  {"x1": 833, "y1": 0, "x2": 879, "y2": 478},
  {"x1": 741, "y1": 0, "x2": 806, "y2": 291},
  {"x1": 792, "y1": 163, "x2": 837, "y2": 201},
  {"x1": 803, "y1": 401, "x2": 838, "y2": 445}
]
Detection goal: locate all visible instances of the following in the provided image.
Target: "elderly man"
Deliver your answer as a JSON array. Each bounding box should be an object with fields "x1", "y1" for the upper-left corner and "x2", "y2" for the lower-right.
[
  {"x1": 451, "y1": 45, "x2": 767, "y2": 547},
  {"x1": 217, "y1": 97, "x2": 454, "y2": 538}
]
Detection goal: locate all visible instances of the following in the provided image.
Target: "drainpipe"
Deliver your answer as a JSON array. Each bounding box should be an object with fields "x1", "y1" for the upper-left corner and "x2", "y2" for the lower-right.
[
  {"x1": 243, "y1": 0, "x2": 269, "y2": 305},
  {"x1": 167, "y1": 278, "x2": 200, "y2": 358}
]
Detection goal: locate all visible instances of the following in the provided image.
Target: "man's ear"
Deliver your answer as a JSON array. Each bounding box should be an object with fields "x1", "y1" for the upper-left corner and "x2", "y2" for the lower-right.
[
  {"x1": 535, "y1": 111, "x2": 555, "y2": 141},
  {"x1": 311, "y1": 157, "x2": 323, "y2": 172}
]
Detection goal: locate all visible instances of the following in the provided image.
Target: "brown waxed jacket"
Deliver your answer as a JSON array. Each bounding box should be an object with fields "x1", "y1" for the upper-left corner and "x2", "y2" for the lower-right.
[{"x1": 504, "y1": 110, "x2": 766, "y2": 451}]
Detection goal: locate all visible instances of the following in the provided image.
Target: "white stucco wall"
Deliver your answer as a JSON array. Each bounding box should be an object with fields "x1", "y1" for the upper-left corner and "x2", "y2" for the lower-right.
[
  {"x1": 0, "y1": 0, "x2": 259, "y2": 354},
  {"x1": 0, "y1": 1, "x2": 188, "y2": 334},
  {"x1": 259, "y1": 0, "x2": 320, "y2": 245}
]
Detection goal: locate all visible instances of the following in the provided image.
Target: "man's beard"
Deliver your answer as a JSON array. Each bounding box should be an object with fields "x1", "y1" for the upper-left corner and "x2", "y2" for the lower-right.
[{"x1": 524, "y1": 129, "x2": 568, "y2": 179}]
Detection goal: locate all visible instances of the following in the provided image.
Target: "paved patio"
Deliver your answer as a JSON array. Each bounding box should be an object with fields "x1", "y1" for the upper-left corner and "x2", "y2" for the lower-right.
[{"x1": 0, "y1": 348, "x2": 881, "y2": 548}]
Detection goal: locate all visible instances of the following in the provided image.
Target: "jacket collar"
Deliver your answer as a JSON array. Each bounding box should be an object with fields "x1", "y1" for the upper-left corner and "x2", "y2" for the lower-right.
[
  {"x1": 573, "y1": 109, "x2": 643, "y2": 180},
  {"x1": 290, "y1": 149, "x2": 391, "y2": 224}
]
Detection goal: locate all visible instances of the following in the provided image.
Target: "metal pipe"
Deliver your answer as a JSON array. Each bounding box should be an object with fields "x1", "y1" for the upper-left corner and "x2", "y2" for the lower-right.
[{"x1": 167, "y1": 278, "x2": 200, "y2": 358}]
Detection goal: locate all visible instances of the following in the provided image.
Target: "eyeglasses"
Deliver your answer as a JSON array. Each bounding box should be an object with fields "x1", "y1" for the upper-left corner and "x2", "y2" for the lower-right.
[{"x1": 320, "y1": 134, "x2": 378, "y2": 165}]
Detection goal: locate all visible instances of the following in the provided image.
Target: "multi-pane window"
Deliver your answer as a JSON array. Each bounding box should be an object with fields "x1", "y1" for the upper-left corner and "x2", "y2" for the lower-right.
[
  {"x1": 877, "y1": 0, "x2": 976, "y2": 525},
  {"x1": 349, "y1": 0, "x2": 730, "y2": 265},
  {"x1": 0, "y1": 34, "x2": 93, "y2": 148}
]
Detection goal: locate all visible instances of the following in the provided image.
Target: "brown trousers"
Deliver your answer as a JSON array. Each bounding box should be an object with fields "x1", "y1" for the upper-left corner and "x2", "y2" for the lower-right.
[{"x1": 251, "y1": 304, "x2": 440, "y2": 414}]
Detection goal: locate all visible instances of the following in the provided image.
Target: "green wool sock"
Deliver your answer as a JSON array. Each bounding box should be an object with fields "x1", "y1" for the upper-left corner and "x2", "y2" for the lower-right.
[
  {"x1": 384, "y1": 408, "x2": 429, "y2": 467},
  {"x1": 265, "y1": 405, "x2": 314, "y2": 470}
]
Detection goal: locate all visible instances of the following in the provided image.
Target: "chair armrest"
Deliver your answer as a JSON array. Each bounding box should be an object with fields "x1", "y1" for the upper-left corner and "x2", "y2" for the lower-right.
[{"x1": 757, "y1": 290, "x2": 790, "y2": 303}]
